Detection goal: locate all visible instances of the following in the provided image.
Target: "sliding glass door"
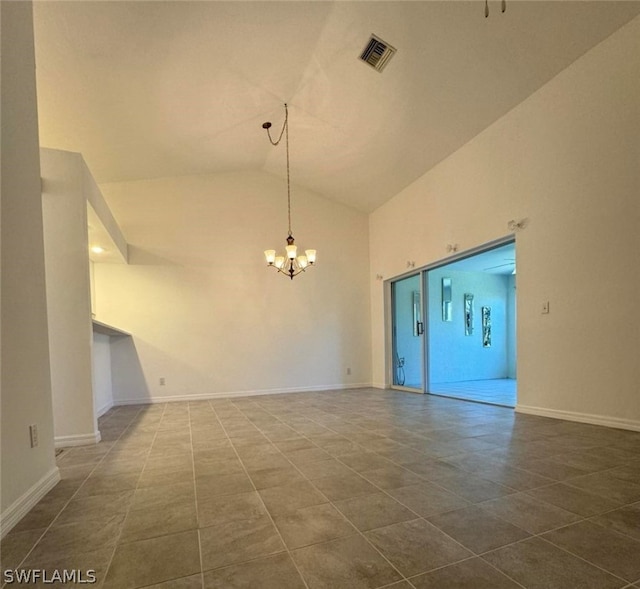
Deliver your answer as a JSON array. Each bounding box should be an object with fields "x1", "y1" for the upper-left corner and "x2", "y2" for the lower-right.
[{"x1": 391, "y1": 274, "x2": 424, "y2": 391}]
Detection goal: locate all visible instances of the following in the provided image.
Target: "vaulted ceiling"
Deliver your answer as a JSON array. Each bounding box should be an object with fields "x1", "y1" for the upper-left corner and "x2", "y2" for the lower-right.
[{"x1": 33, "y1": 1, "x2": 640, "y2": 213}]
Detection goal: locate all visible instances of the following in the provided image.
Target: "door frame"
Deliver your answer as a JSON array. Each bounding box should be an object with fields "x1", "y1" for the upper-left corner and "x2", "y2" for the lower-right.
[
  {"x1": 389, "y1": 272, "x2": 425, "y2": 393},
  {"x1": 386, "y1": 235, "x2": 516, "y2": 393}
]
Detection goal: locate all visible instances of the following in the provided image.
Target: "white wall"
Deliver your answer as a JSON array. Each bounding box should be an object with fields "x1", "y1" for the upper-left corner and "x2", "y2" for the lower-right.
[
  {"x1": 41, "y1": 149, "x2": 98, "y2": 446},
  {"x1": 370, "y1": 16, "x2": 640, "y2": 429},
  {"x1": 90, "y1": 260, "x2": 96, "y2": 315},
  {"x1": 93, "y1": 171, "x2": 371, "y2": 402},
  {"x1": 1, "y1": 0, "x2": 58, "y2": 530},
  {"x1": 427, "y1": 269, "x2": 509, "y2": 384},
  {"x1": 92, "y1": 333, "x2": 114, "y2": 417}
]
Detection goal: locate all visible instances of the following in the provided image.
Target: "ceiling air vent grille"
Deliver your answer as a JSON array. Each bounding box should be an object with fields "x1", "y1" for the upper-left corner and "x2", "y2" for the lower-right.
[{"x1": 359, "y1": 34, "x2": 396, "y2": 72}]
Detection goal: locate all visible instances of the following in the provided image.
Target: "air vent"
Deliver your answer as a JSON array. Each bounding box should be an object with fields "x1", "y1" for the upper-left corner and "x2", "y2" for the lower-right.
[{"x1": 359, "y1": 34, "x2": 396, "y2": 72}]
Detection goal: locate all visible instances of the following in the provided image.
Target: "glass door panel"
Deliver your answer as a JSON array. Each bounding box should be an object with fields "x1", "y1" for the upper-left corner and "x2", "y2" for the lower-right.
[{"x1": 391, "y1": 274, "x2": 424, "y2": 390}]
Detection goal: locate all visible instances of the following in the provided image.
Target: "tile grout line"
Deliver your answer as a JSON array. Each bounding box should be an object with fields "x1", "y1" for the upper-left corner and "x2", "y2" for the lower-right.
[
  {"x1": 477, "y1": 534, "x2": 632, "y2": 588},
  {"x1": 229, "y1": 398, "x2": 467, "y2": 587},
  {"x1": 248, "y1": 398, "x2": 520, "y2": 531},
  {"x1": 7, "y1": 405, "x2": 148, "y2": 587},
  {"x1": 186, "y1": 402, "x2": 207, "y2": 589},
  {"x1": 205, "y1": 399, "x2": 312, "y2": 589},
  {"x1": 101, "y1": 402, "x2": 167, "y2": 588},
  {"x1": 5, "y1": 391, "x2": 640, "y2": 589},
  {"x1": 271, "y1": 400, "x2": 640, "y2": 546},
  {"x1": 399, "y1": 554, "x2": 528, "y2": 589},
  {"x1": 196, "y1": 394, "x2": 640, "y2": 585},
  {"x1": 244, "y1": 397, "x2": 637, "y2": 587},
  {"x1": 584, "y1": 502, "x2": 640, "y2": 544},
  {"x1": 257, "y1": 398, "x2": 548, "y2": 588}
]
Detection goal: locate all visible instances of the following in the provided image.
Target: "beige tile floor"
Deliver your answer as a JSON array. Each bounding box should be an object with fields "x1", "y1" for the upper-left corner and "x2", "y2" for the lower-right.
[{"x1": 2, "y1": 388, "x2": 640, "y2": 588}]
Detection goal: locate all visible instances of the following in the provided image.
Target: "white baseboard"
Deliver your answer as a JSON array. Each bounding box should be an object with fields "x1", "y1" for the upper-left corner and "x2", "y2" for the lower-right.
[
  {"x1": 0, "y1": 466, "x2": 60, "y2": 539},
  {"x1": 115, "y1": 383, "x2": 373, "y2": 405},
  {"x1": 96, "y1": 399, "x2": 114, "y2": 418},
  {"x1": 516, "y1": 404, "x2": 640, "y2": 432},
  {"x1": 55, "y1": 430, "x2": 102, "y2": 448}
]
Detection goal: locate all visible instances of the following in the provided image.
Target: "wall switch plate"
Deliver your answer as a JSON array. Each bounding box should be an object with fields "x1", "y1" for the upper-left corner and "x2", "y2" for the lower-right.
[
  {"x1": 542, "y1": 301, "x2": 550, "y2": 314},
  {"x1": 159, "y1": 377, "x2": 166, "y2": 386},
  {"x1": 29, "y1": 424, "x2": 39, "y2": 448},
  {"x1": 346, "y1": 367, "x2": 351, "y2": 375}
]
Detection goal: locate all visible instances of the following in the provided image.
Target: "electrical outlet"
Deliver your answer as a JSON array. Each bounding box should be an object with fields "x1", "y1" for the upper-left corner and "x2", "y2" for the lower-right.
[
  {"x1": 159, "y1": 377, "x2": 166, "y2": 386},
  {"x1": 346, "y1": 367, "x2": 351, "y2": 375},
  {"x1": 29, "y1": 424, "x2": 39, "y2": 448},
  {"x1": 542, "y1": 301, "x2": 550, "y2": 314}
]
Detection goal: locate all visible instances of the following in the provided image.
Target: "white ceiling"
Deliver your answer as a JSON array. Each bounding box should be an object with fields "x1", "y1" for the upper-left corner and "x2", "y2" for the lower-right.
[{"x1": 33, "y1": 1, "x2": 640, "y2": 213}]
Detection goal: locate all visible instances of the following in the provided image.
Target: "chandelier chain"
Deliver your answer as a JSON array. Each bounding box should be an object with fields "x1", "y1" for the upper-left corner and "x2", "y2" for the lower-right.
[
  {"x1": 265, "y1": 104, "x2": 292, "y2": 236},
  {"x1": 264, "y1": 104, "x2": 287, "y2": 147},
  {"x1": 285, "y1": 108, "x2": 291, "y2": 236}
]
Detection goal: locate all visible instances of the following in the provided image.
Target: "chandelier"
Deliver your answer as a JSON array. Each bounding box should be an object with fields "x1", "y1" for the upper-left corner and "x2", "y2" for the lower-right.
[{"x1": 262, "y1": 104, "x2": 316, "y2": 280}]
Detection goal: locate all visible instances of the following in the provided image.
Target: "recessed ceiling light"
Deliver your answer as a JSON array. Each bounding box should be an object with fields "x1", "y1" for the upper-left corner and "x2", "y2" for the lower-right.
[{"x1": 90, "y1": 246, "x2": 105, "y2": 254}]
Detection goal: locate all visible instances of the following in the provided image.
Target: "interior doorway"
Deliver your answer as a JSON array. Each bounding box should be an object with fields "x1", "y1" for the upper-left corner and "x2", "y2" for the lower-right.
[{"x1": 426, "y1": 241, "x2": 517, "y2": 407}]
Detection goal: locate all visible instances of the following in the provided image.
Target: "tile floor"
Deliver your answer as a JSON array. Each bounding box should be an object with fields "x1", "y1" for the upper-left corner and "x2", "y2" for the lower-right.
[
  {"x1": 2, "y1": 388, "x2": 640, "y2": 588},
  {"x1": 429, "y1": 378, "x2": 517, "y2": 407}
]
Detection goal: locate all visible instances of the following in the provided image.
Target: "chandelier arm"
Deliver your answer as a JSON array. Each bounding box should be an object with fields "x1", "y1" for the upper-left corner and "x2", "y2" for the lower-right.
[{"x1": 272, "y1": 261, "x2": 306, "y2": 278}]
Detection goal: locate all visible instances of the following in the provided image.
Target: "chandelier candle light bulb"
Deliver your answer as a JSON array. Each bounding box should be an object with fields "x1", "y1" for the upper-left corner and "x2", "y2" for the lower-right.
[
  {"x1": 264, "y1": 250, "x2": 276, "y2": 265},
  {"x1": 262, "y1": 103, "x2": 317, "y2": 280}
]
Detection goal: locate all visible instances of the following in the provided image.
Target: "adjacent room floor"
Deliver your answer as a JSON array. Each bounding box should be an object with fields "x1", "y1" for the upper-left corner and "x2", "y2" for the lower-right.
[
  {"x1": 2, "y1": 388, "x2": 640, "y2": 589},
  {"x1": 429, "y1": 378, "x2": 517, "y2": 408}
]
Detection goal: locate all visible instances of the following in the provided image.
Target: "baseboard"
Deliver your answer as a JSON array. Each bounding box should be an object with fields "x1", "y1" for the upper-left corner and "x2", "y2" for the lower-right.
[
  {"x1": 0, "y1": 466, "x2": 60, "y2": 539},
  {"x1": 516, "y1": 404, "x2": 640, "y2": 432},
  {"x1": 96, "y1": 399, "x2": 114, "y2": 418},
  {"x1": 55, "y1": 430, "x2": 102, "y2": 448},
  {"x1": 115, "y1": 383, "x2": 373, "y2": 405}
]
